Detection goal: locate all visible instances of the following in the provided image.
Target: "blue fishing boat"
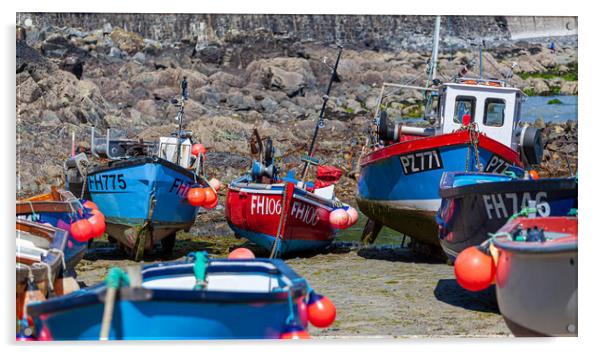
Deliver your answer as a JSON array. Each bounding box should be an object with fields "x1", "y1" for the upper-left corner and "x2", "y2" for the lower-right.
[
  {"x1": 27, "y1": 253, "x2": 328, "y2": 340},
  {"x1": 356, "y1": 17, "x2": 542, "y2": 253},
  {"x1": 17, "y1": 187, "x2": 93, "y2": 268},
  {"x1": 436, "y1": 171, "x2": 577, "y2": 261},
  {"x1": 64, "y1": 79, "x2": 218, "y2": 260}
]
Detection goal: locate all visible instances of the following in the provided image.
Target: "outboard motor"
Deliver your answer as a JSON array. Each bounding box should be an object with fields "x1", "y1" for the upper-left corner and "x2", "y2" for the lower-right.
[{"x1": 515, "y1": 125, "x2": 544, "y2": 166}]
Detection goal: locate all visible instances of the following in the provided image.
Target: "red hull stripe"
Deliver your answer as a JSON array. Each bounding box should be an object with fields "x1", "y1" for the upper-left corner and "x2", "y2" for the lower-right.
[{"x1": 359, "y1": 130, "x2": 523, "y2": 167}]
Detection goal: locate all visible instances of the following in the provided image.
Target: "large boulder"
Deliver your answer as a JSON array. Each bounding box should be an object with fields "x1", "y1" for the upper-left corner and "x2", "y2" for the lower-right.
[
  {"x1": 246, "y1": 58, "x2": 316, "y2": 97},
  {"x1": 109, "y1": 27, "x2": 144, "y2": 54}
]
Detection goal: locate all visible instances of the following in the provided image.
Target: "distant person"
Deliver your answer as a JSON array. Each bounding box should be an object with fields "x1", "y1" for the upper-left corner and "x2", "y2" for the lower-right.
[{"x1": 549, "y1": 41, "x2": 556, "y2": 53}]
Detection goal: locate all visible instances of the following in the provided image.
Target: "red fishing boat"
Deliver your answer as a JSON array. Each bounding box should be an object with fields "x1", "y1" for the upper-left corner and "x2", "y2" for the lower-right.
[{"x1": 226, "y1": 47, "x2": 358, "y2": 257}]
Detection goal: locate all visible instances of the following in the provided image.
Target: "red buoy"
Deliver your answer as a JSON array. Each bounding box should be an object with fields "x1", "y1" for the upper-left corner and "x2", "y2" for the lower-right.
[
  {"x1": 307, "y1": 292, "x2": 336, "y2": 328},
  {"x1": 70, "y1": 219, "x2": 93, "y2": 242},
  {"x1": 191, "y1": 144, "x2": 206, "y2": 157},
  {"x1": 495, "y1": 250, "x2": 511, "y2": 288},
  {"x1": 529, "y1": 170, "x2": 540, "y2": 180},
  {"x1": 346, "y1": 207, "x2": 359, "y2": 226},
  {"x1": 204, "y1": 197, "x2": 219, "y2": 209},
  {"x1": 187, "y1": 187, "x2": 206, "y2": 207},
  {"x1": 83, "y1": 200, "x2": 99, "y2": 210},
  {"x1": 203, "y1": 188, "x2": 217, "y2": 206},
  {"x1": 88, "y1": 213, "x2": 106, "y2": 238},
  {"x1": 90, "y1": 208, "x2": 106, "y2": 223},
  {"x1": 454, "y1": 246, "x2": 496, "y2": 292},
  {"x1": 228, "y1": 248, "x2": 255, "y2": 259},
  {"x1": 329, "y1": 209, "x2": 349, "y2": 229},
  {"x1": 280, "y1": 325, "x2": 311, "y2": 339}
]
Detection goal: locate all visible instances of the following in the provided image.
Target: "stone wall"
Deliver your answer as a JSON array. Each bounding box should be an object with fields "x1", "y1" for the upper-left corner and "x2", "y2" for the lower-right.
[{"x1": 15, "y1": 14, "x2": 525, "y2": 51}]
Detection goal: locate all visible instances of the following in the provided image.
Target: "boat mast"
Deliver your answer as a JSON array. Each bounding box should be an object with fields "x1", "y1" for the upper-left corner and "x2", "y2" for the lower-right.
[
  {"x1": 427, "y1": 15, "x2": 441, "y2": 86},
  {"x1": 300, "y1": 46, "x2": 343, "y2": 181},
  {"x1": 176, "y1": 77, "x2": 188, "y2": 166}
]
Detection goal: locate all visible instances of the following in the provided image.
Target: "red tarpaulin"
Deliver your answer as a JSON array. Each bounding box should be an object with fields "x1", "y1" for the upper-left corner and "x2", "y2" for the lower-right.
[{"x1": 314, "y1": 165, "x2": 343, "y2": 189}]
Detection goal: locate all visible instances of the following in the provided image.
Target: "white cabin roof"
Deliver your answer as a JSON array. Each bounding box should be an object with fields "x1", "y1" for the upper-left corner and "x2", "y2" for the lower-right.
[{"x1": 441, "y1": 82, "x2": 524, "y2": 95}]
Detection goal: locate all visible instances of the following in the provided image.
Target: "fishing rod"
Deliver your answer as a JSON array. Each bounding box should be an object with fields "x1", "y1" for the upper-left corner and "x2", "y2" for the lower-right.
[
  {"x1": 175, "y1": 77, "x2": 189, "y2": 166},
  {"x1": 300, "y1": 46, "x2": 343, "y2": 181}
]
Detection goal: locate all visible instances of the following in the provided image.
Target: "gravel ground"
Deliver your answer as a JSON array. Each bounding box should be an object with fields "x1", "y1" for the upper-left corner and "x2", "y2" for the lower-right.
[{"x1": 75, "y1": 204, "x2": 512, "y2": 339}]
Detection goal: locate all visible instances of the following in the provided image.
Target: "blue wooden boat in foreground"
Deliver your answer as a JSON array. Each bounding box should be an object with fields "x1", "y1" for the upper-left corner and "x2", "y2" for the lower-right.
[
  {"x1": 436, "y1": 171, "x2": 577, "y2": 261},
  {"x1": 27, "y1": 254, "x2": 314, "y2": 340}
]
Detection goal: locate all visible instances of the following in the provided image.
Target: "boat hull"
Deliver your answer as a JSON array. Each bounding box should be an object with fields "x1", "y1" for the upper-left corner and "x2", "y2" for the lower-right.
[
  {"x1": 493, "y1": 217, "x2": 578, "y2": 336},
  {"x1": 28, "y1": 259, "x2": 309, "y2": 340},
  {"x1": 437, "y1": 173, "x2": 577, "y2": 260},
  {"x1": 16, "y1": 200, "x2": 89, "y2": 269},
  {"x1": 84, "y1": 157, "x2": 200, "y2": 249},
  {"x1": 357, "y1": 131, "x2": 523, "y2": 246},
  {"x1": 226, "y1": 181, "x2": 337, "y2": 255}
]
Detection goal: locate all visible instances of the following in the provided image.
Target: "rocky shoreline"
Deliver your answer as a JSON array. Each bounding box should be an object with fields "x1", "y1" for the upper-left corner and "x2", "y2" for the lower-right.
[{"x1": 16, "y1": 20, "x2": 577, "y2": 198}]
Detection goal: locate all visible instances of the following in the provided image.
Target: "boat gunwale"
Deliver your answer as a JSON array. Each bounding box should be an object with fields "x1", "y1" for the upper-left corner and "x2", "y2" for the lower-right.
[
  {"x1": 228, "y1": 181, "x2": 339, "y2": 210},
  {"x1": 438, "y1": 172, "x2": 578, "y2": 199},
  {"x1": 87, "y1": 156, "x2": 200, "y2": 182},
  {"x1": 359, "y1": 130, "x2": 523, "y2": 168},
  {"x1": 492, "y1": 217, "x2": 578, "y2": 254}
]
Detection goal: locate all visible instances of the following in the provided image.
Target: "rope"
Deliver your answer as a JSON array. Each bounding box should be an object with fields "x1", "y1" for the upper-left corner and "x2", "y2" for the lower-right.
[
  {"x1": 285, "y1": 288, "x2": 295, "y2": 325},
  {"x1": 104, "y1": 267, "x2": 130, "y2": 289},
  {"x1": 100, "y1": 267, "x2": 130, "y2": 340},
  {"x1": 37, "y1": 261, "x2": 54, "y2": 294},
  {"x1": 26, "y1": 201, "x2": 39, "y2": 221},
  {"x1": 508, "y1": 206, "x2": 538, "y2": 221},
  {"x1": 78, "y1": 159, "x2": 90, "y2": 200},
  {"x1": 456, "y1": 122, "x2": 482, "y2": 172},
  {"x1": 503, "y1": 170, "x2": 518, "y2": 179},
  {"x1": 188, "y1": 251, "x2": 209, "y2": 290}
]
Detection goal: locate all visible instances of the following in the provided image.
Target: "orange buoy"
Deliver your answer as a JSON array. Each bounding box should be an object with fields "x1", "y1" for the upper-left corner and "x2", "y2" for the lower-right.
[
  {"x1": 203, "y1": 187, "x2": 217, "y2": 205},
  {"x1": 204, "y1": 197, "x2": 219, "y2": 209},
  {"x1": 454, "y1": 246, "x2": 496, "y2": 292},
  {"x1": 70, "y1": 219, "x2": 94, "y2": 242},
  {"x1": 307, "y1": 292, "x2": 336, "y2": 328},
  {"x1": 208, "y1": 178, "x2": 221, "y2": 192},
  {"x1": 228, "y1": 247, "x2": 256, "y2": 259},
  {"x1": 191, "y1": 144, "x2": 206, "y2": 157},
  {"x1": 187, "y1": 187, "x2": 206, "y2": 207},
  {"x1": 90, "y1": 208, "x2": 105, "y2": 222},
  {"x1": 88, "y1": 213, "x2": 106, "y2": 238},
  {"x1": 346, "y1": 207, "x2": 359, "y2": 226},
  {"x1": 83, "y1": 200, "x2": 99, "y2": 210},
  {"x1": 329, "y1": 209, "x2": 349, "y2": 229},
  {"x1": 529, "y1": 170, "x2": 540, "y2": 180}
]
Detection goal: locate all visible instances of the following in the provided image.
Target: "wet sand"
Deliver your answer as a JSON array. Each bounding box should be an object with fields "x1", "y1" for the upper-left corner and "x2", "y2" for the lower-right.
[{"x1": 76, "y1": 206, "x2": 511, "y2": 338}]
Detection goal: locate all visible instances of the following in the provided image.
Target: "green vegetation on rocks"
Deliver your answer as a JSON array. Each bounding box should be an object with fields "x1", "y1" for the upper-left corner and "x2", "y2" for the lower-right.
[{"x1": 518, "y1": 62, "x2": 578, "y2": 82}]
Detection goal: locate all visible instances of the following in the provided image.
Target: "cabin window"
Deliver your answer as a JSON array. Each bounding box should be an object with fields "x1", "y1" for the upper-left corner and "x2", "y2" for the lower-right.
[
  {"x1": 484, "y1": 98, "x2": 505, "y2": 127},
  {"x1": 453, "y1": 96, "x2": 476, "y2": 124}
]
